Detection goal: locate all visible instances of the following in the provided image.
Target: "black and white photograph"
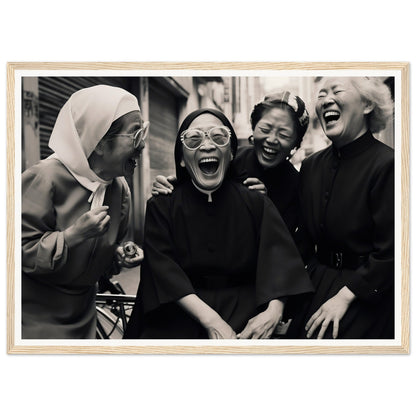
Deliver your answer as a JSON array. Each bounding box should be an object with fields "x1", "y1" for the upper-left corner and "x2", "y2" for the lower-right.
[
  {"x1": 2, "y1": 3, "x2": 415, "y2": 416},
  {"x1": 8, "y1": 63, "x2": 408, "y2": 354}
]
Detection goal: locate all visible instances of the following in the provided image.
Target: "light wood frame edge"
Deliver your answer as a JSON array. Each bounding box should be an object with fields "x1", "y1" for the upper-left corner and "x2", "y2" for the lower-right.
[{"x1": 6, "y1": 62, "x2": 410, "y2": 354}]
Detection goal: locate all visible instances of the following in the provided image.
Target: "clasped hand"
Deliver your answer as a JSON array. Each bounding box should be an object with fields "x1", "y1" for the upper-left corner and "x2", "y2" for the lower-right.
[
  {"x1": 243, "y1": 177, "x2": 267, "y2": 195},
  {"x1": 115, "y1": 242, "x2": 144, "y2": 268}
]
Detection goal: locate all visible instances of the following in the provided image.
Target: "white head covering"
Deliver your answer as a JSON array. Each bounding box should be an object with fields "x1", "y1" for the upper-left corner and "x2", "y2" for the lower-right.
[{"x1": 48, "y1": 85, "x2": 141, "y2": 209}]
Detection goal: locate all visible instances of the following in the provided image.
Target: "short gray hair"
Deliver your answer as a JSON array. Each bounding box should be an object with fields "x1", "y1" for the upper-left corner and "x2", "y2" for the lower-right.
[{"x1": 349, "y1": 77, "x2": 394, "y2": 133}]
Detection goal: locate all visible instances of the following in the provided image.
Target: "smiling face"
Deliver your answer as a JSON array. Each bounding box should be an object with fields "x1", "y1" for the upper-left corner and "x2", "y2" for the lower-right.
[
  {"x1": 95, "y1": 111, "x2": 145, "y2": 179},
  {"x1": 181, "y1": 113, "x2": 232, "y2": 191},
  {"x1": 315, "y1": 78, "x2": 373, "y2": 147},
  {"x1": 252, "y1": 107, "x2": 298, "y2": 169}
]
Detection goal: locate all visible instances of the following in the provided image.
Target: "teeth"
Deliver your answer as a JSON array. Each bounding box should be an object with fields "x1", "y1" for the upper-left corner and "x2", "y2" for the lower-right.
[
  {"x1": 263, "y1": 147, "x2": 277, "y2": 154},
  {"x1": 324, "y1": 111, "x2": 340, "y2": 117},
  {"x1": 199, "y1": 157, "x2": 218, "y2": 163}
]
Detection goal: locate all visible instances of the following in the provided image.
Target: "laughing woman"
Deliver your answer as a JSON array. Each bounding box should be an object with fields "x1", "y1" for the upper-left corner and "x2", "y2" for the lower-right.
[
  {"x1": 288, "y1": 77, "x2": 395, "y2": 339},
  {"x1": 125, "y1": 108, "x2": 313, "y2": 339},
  {"x1": 232, "y1": 92, "x2": 309, "y2": 235},
  {"x1": 22, "y1": 85, "x2": 146, "y2": 338}
]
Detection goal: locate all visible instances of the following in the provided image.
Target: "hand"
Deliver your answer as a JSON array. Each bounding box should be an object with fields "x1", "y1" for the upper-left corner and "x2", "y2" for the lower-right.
[
  {"x1": 64, "y1": 206, "x2": 110, "y2": 247},
  {"x1": 237, "y1": 299, "x2": 284, "y2": 339},
  {"x1": 206, "y1": 317, "x2": 237, "y2": 339},
  {"x1": 305, "y1": 286, "x2": 356, "y2": 339},
  {"x1": 243, "y1": 177, "x2": 267, "y2": 195},
  {"x1": 151, "y1": 175, "x2": 177, "y2": 196},
  {"x1": 115, "y1": 242, "x2": 144, "y2": 268}
]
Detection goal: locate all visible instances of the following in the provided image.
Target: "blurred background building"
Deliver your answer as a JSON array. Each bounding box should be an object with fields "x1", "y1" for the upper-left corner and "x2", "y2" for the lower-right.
[{"x1": 21, "y1": 75, "x2": 394, "y2": 243}]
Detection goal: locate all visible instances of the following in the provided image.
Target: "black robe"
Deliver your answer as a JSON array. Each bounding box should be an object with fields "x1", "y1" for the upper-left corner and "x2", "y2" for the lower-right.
[
  {"x1": 288, "y1": 131, "x2": 394, "y2": 339},
  {"x1": 232, "y1": 146, "x2": 300, "y2": 235},
  {"x1": 125, "y1": 179, "x2": 313, "y2": 339}
]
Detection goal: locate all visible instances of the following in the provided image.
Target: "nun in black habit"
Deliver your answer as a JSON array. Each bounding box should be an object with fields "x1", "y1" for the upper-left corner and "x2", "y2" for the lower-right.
[
  {"x1": 288, "y1": 77, "x2": 395, "y2": 340},
  {"x1": 125, "y1": 108, "x2": 313, "y2": 339}
]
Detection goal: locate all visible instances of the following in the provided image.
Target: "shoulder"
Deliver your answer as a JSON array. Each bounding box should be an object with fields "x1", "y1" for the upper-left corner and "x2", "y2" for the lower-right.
[
  {"x1": 22, "y1": 158, "x2": 72, "y2": 189},
  {"x1": 22, "y1": 158, "x2": 66, "y2": 177},
  {"x1": 225, "y1": 179, "x2": 269, "y2": 212},
  {"x1": 370, "y1": 139, "x2": 394, "y2": 164},
  {"x1": 303, "y1": 146, "x2": 330, "y2": 165},
  {"x1": 235, "y1": 146, "x2": 253, "y2": 161},
  {"x1": 300, "y1": 146, "x2": 331, "y2": 175},
  {"x1": 232, "y1": 146, "x2": 254, "y2": 177},
  {"x1": 146, "y1": 189, "x2": 177, "y2": 214},
  {"x1": 278, "y1": 160, "x2": 300, "y2": 180}
]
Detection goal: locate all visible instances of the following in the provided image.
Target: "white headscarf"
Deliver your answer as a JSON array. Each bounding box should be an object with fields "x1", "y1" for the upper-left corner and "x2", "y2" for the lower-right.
[{"x1": 48, "y1": 85, "x2": 141, "y2": 209}]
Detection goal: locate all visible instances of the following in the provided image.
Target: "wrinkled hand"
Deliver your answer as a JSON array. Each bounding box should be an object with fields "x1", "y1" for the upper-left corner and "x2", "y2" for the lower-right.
[
  {"x1": 206, "y1": 317, "x2": 237, "y2": 339},
  {"x1": 115, "y1": 242, "x2": 144, "y2": 268},
  {"x1": 305, "y1": 286, "x2": 356, "y2": 339},
  {"x1": 243, "y1": 177, "x2": 267, "y2": 195},
  {"x1": 64, "y1": 206, "x2": 110, "y2": 247},
  {"x1": 237, "y1": 299, "x2": 283, "y2": 339},
  {"x1": 151, "y1": 175, "x2": 177, "y2": 196}
]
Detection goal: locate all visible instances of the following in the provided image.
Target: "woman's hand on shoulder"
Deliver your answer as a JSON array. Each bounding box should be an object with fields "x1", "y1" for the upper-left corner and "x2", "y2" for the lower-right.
[
  {"x1": 237, "y1": 299, "x2": 284, "y2": 339},
  {"x1": 243, "y1": 177, "x2": 267, "y2": 195},
  {"x1": 305, "y1": 286, "x2": 356, "y2": 339},
  {"x1": 151, "y1": 175, "x2": 177, "y2": 196}
]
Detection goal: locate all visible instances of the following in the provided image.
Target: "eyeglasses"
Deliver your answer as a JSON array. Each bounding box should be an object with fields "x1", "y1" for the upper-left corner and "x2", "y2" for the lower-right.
[
  {"x1": 113, "y1": 121, "x2": 150, "y2": 149},
  {"x1": 180, "y1": 126, "x2": 231, "y2": 150}
]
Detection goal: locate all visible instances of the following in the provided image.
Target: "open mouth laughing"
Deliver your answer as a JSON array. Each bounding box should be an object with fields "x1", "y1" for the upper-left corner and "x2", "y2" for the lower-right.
[
  {"x1": 262, "y1": 145, "x2": 279, "y2": 159},
  {"x1": 198, "y1": 157, "x2": 219, "y2": 175},
  {"x1": 323, "y1": 110, "x2": 341, "y2": 126}
]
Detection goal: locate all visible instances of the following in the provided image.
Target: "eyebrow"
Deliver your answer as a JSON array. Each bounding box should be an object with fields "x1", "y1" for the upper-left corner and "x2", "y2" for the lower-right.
[{"x1": 126, "y1": 121, "x2": 143, "y2": 133}]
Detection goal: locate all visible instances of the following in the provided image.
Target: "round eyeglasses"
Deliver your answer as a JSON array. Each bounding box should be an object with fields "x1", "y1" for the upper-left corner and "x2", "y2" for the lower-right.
[
  {"x1": 180, "y1": 126, "x2": 231, "y2": 150},
  {"x1": 113, "y1": 121, "x2": 150, "y2": 149}
]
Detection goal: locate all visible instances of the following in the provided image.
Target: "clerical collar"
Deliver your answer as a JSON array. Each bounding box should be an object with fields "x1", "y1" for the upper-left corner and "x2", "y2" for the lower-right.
[
  {"x1": 191, "y1": 181, "x2": 221, "y2": 202},
  {"x1": 331, "y1": 130, "x2": 375, "y2": 159}
]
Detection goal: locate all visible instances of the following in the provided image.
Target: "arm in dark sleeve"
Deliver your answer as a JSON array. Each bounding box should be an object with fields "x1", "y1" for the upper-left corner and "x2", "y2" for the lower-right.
[
  {"x1": 343, "y1": 157, "x2": 395, "y2": 303},
  {"x1": 255, "y1": 196, "x2": 314, "y2": 307},
  {"x1": 140, "y1": 196, "x2": 195, "y2": 312}
]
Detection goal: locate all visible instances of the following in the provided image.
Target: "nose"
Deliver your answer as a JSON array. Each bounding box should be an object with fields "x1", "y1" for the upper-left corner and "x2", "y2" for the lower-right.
[
  {"x1": 199, "y1": 136, "x2": 216, "y2": 151},
  {"x1": 265, "y1": 132, "x2": 280, "y2": 145},
  {"x1": 322, "y1": 93, "x2": 335, "y2": 107}
]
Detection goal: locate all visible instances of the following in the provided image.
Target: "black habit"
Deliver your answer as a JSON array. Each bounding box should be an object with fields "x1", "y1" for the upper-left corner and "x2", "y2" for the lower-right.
[
  {"x1": 125, "y1": 179, "x2": 313, "y2": 339},
  {"x1": 289, "y1": 131, "x2": 394, "y2": 339}
]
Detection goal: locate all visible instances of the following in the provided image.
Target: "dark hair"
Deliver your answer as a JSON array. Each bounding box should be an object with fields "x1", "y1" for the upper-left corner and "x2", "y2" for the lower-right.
[
  {"x1": 174, "y1": 108, "x2": 238, "y2": 183},
  {"x1": 250, "y1": 92, "x2": 309, "y2": 149}
]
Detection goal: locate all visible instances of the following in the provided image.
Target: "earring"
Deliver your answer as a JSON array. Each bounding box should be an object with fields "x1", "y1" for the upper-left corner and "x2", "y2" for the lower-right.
[
  {"x1": 286, "y1": 148, "x2": 297, "y2": 160},
  {"x1": 180, "y1": 159, "x2": 185, "y2": 168},
  {"x1": 248, "y1": 135, "x2": 254, "y2": 145}
]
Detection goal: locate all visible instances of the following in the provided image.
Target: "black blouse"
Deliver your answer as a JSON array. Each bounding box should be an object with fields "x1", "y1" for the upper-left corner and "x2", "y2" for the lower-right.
[
  {"x1": 298, "y1": 130, "x2": 394, "y2": 303},
  {"x1": 232, "y1": 146, "x2": 300, "y2": 235}
]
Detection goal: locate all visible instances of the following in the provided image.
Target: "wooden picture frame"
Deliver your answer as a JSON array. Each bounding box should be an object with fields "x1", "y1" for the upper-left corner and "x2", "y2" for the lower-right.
[{"x1": 7, "y1": 62, "x2": 409, "y2": 354}]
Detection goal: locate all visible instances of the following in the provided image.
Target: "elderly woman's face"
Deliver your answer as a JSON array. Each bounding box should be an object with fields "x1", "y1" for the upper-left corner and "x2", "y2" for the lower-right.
[
  {"x1": 98, "y1": 111, "x2": 145, "y2": 179},
  {"x1": 252, "y1": 107, "x2": 298, "y2": 169},
  {"x1": 181, "y1": 113, "x2": 232, "y2": 191},
  {"x1": 315, "y1": 78, "x2": 371, "y2": 146}
]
